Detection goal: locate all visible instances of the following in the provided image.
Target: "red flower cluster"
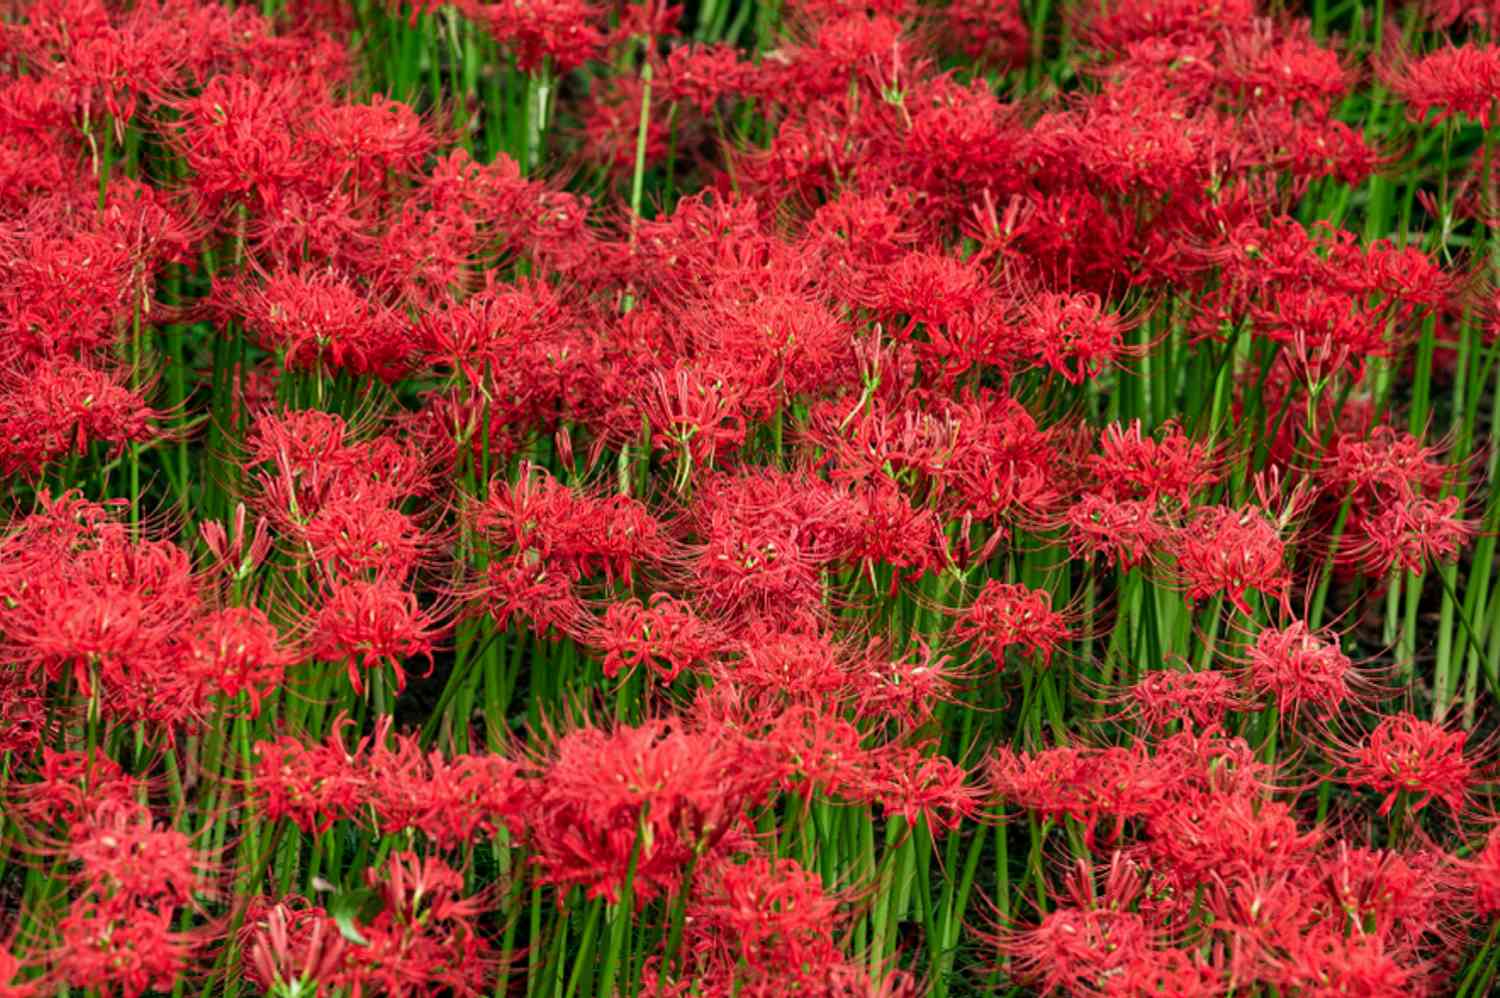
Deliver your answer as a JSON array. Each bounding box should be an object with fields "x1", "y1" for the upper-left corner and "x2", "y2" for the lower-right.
[{"x1": 2, "y1": 0, "x2": 1497, "y2": 995}]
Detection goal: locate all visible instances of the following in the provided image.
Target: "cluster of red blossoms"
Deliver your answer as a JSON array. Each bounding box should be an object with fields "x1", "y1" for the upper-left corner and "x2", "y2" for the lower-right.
[{"x1": 5, "y1": 0, "x2": 1500, "y2": 995}]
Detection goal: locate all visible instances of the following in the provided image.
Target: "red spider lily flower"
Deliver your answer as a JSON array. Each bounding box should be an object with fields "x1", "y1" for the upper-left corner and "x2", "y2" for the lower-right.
[
  {"x1": 682, "y1": 280, "x2": 857, "y2": 412},
  {"x1": 1245, "y1": 107, "x2": 1385, "y2": 188},
  {"x1": 0, "y1": 358, "x2": 161, "y2": 478},
  {"x1": 851, "y1": 639, "x2": 961, "y2": 729},
  {"x1": 247, "y1": 410, "x2": 432, "y2": 527},
  {"x1": 244, "y1": 899, "x2": 347, "y2": 998},
  {"x1": 1143, "y1": 792, "x2": 1321, "y2": 885},
  {"x1": 580, "y1": 74, "x2": 674, "y2": 175},
  {"x1": 0, "y1": 522, "x2": 203, "y2": 726},
  {"x1": 1276, "y1": 926, "x2": 1426, "y2": 997},
  {"x1": 251, "y1": 729, "x2": 370, "y2": 836},
  {"x1": 1241, "y1": 621, "x2": 1356, "y2": 719},
  {"x1": 525, "y1": 719, "x2": 774, "y2": 905},
  {"x1": 773, "y1": 13, "x2": 912, "y2": 102},
  {"x1": 0, "y1": 685, "x2": 47, "y2": 758},
  {"x1": 748, "y1": 700, "x2": 869, "y2": 803},
  {"x1": 809, "y1": 388, "x2": 1059, "y2": 527},
  {"x1": 299, "y1": 499, "x2": 430, "y2": 583},
  {"x1": 1098, "y1": 946, "x2": 1224, "y2": 997},
  {"x1": 642, "y1": 949, "x2": 919, "y2": 998},
  {"x1": 1075, "y1": 0, "x2": 1255, "y2": 52},
  {"x1": 56, "y1": 899, "x2": 195, "y2": 998},
  {"x1": 360, "y1": 719, "x2": 531, "y2": 845},
  {"x1": 1379, "y1": 43, "x2": 1500, "y2": 128},
  {"x1": 15, "y1": 748, "x2": 142, "y2": 828},
  {"x1": 656, "y1": 43, "x2": 762, "y2": 117},
  {"x1": 479, "y1": 550, "x2": 586, "y2": 637},
  {"x1": 1171, "y1": 504, "x2": 1292, "y2": 615},
  {"x1": 1320, "y1": 426, "x2": 1450, "y2": 501},
  {"x1": 679, "y1": 853, "x2": 846, "y2": 985},
  {"x1": 1089, "y1": 420, "x2": 1219, "y2": 507},
  {"x1": 199, "y1": 502, "x2": 273, "y2": 583},
  {"x1": 1200, "y1": 871, "x2": 1324, "y2": 983},
  {"x1": 1122, "y1": 668, "x2": 1249, "y2": 732},
  {"x1": 1150, "y1": 727, "x2": 1274, "y2": 800},
  {"x1": 1317, "y1": 844, "x2": 1445, "y2": 951},
  {"x1": 308, "y1": 577, "x2": 441, "y2": 693},
  {"x1": 458, "y1": 0, "x2": 606, "y2": 73},
  {"x1": 830, "y1": 477, "x2": 945, "y2": 587},
  {"x1": 249, "y1": 846, "x2": 495, "y2": 996},
  {"x1": 995, "y1": 891, "x2": 1156, "y2": 994},
  {"x1": 180, "y1": 607, "x2": 296, "y2": 717},
  {"x1": 69, "y1": 801, "x2": 206, "y2": 911},
  {"x1": 713, "y1": 622, "x2": 855, "y2": 705},
  {"x1": 252, "y1": 715, "x2": 531, "y2": 846},
  {"x1": 245, "y1": 408, "x2": 353, "y2": 472},
  {"x1": 1425, "y1": 0, "x2": 1500, "y2": 32},
  {"x1": 229, "y1": 267, "x2": 416, "y2": 382},
  {"x1": 865, "y1": 250, "x2": 1010, "y2": 380},
  {"x1": 946, "y1": 391, "x2": 1062, "y2": 525},
  {"x1": 684, "y1": 474, "x2": 836, "y2": 630},
  {"x1": 989, "y1": 745, "x2": 1168, "y2": 847},
  {"x1": 1251, "y1": 285, "x2": 1388, "y2": 380},
  {"x1": 1462, "y1": 828, "x2": 1500, "y2": 919},
  {"x1": 1348, "y1": 494, "x2": 1475, "y2": 577},
  {"x1": 475, "y1": 463, "x2": 666, "y2": 586},
  {"x1": 953, "y1": 580, "x2": 1071, "y2": 669},
  {"x1": 862, "y1": 743, "x2": 981, "y2": 834},
  {"x1": 1063, "y1": 494, "x2": 1168, "y2": 569},
  {"x1": 0, "y1": 225, "x2": 138, "y2": 359},
  {"x1": 416, "y1": 277, "x2": 574, "y2": 388},
  {"x1": 1024, "y1": 291, "x2": 1130, "y2": 384},
  {"x1": 1316, "y1": 423, "x2": 1456, "y2": 560},
  {"x1": 304, "y1": 94, "x2": 435, "y2": 194},
  {"x1": 168, "y1": 73, "x2": 315, "y2": 213},
  {"x1": 938, "y1": 0, "x2": 1029, "y2": 71},
  {"x1": 44, "y1": 13, "x2": 187, "y2": 127},
  {"x1": 1216, "y1": 19, "x2": 1354, "y2": 115},
  {"x1": 646, "y1": 364, "x2": 748, "y2": 486},
  {"x1": 325, "y1": 851, "x2": 493, "y2": 998},
  {"x1": 1341, "y1": 713, "x2": 1474, "y2": 818},
  {"x1": 592, "y1": 594, "x2": 721, "y2": 683}
]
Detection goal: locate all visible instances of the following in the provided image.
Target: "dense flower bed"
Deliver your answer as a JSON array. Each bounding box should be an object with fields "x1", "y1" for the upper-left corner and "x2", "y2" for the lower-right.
[{"x1": 3, "y1": 0, "x2": 1500, "y2": 995}]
